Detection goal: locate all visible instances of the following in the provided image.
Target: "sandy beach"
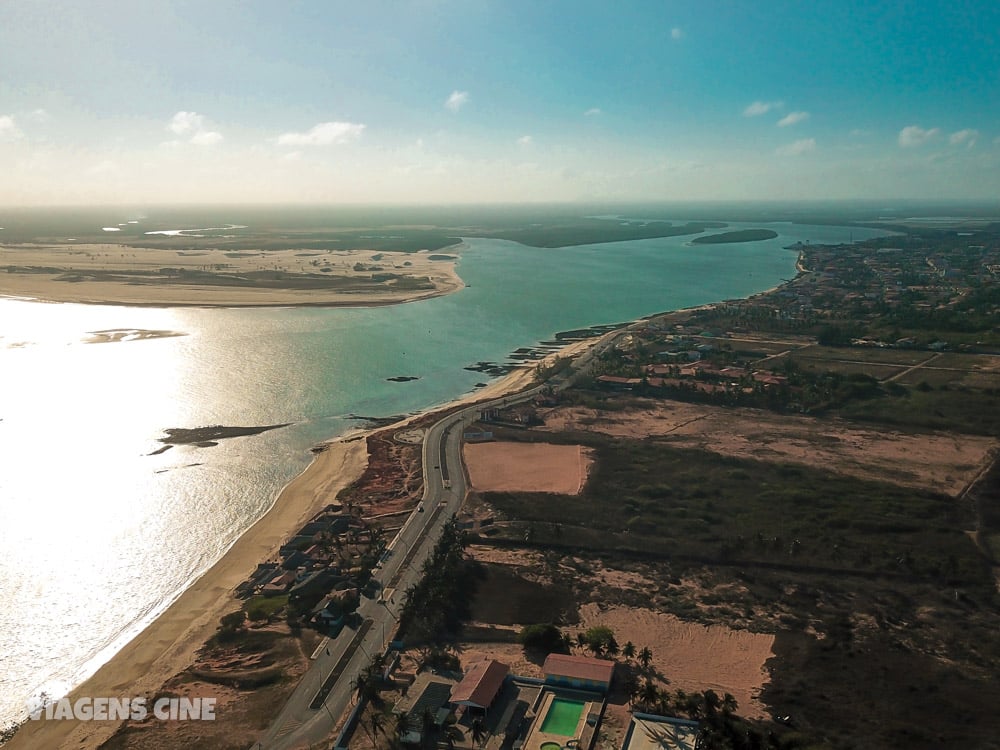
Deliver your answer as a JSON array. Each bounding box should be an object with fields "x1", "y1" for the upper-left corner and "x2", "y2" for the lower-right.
[
  {"x1": 5, "y1": 329, "x2": 595, "y2": 750},
  {"x1": 0, "y1": 244, "x2": 464, "y2": 306},
  {"x1": 6, "y1": 438, "x2": 369, "y2": 750}
]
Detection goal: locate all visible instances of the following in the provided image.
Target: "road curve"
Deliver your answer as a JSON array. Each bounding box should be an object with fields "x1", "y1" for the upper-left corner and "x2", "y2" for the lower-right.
[{"x1": 256, "y1": 327, "x2": 623, "y2": 749}]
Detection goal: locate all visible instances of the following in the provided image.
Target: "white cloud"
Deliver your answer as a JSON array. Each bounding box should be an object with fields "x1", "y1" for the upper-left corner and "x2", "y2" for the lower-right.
[
  {"x1": 27, "y1": 108, "x2": 50, "y2": 123},
  {"x1": 277, "y1": 121, "x2": 366, "y2": 146},
  {"x1": 517, "y1": 135, "x2": 533, "y2": 146},
  {"x1": 850, "y1": 128, "x2": 868, "y2": 137},
  {"x1": 0, "y1": 115, "x2": 22, "y2": 140},
  {"x1": 190, "y1": 130, "x2": 223, "y2": 146},
  {"x1": 743, "y1": 100, "x2": 783, "y2": 117},
  {"x1": 949, "y1": 129, "x2": 979, "y2": 147},
  {"x1": 777, "y1": 111, "x2": 810, "y2": 127},
  {"x1": 776, "y1": 138, "x2": 816, "y2": 156},
  {"x1": 167, "y1": 111, "x2": 224, "y2": 145},
  {"x1": 168, "y1": 111, "x2": 205, "y2": 136},
  {"x1": 445, "y1": 90, "x2": 469, "y2": 112},
  {"x1": 898, "y1": 125, "x2": 940, "y2": 148},
  {"x1": 584, "y1": 107, "x2": 602, "y2": 116},
  {"x1": 671, "y1": 27, "x2": 684, "y2": 40}
]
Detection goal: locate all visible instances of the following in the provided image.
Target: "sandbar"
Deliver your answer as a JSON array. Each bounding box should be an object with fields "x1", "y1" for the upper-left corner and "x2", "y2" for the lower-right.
[{"x1": 0, "y1": 244, "x2": 464, "y2": 307}]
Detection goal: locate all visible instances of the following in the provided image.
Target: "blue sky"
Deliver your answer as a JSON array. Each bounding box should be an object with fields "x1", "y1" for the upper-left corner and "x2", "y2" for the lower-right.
[{"x1": 1, "y1": 0, "x2": 998, "y2": 204}]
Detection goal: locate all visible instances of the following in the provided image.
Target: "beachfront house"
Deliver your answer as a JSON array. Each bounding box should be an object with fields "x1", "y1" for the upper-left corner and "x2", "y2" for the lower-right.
[
  {"x1": 449, "y1": 659, "x2": 509, "y2": 714},
  {"x1": 542, "y1": 653, "x2": 615, "y2": 693}
]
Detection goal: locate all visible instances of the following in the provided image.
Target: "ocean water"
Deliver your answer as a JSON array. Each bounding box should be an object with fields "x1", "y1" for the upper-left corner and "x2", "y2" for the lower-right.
[{"x1": 0, "y1": 218, "x2": 891, "y2": 726}]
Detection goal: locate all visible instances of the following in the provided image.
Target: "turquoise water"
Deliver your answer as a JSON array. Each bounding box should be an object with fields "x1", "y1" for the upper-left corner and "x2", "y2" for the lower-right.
[
  {"x1": 540, "y1": 698, "x2": 585, "y2": 736},
  {"x1": 0, "y1": 221, "x2": 891, "y2": 725}
]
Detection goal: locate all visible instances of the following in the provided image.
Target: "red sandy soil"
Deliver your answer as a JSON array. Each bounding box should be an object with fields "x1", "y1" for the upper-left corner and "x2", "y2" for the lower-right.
[
  {"x1": 464, "y1": 442, "x2": 594, "y2": 495},
  {"x1": 578, "y1": 603, "x2": 774, "y2": 720},
  {"x1": 540, "y1": 401, "x2": 996, "y2": 497}
]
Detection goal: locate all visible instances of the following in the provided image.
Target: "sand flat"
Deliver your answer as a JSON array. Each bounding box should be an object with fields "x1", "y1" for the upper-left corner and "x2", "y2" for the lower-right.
[{"x1": 0, "y1": 244, "x2": 463, "y2": 306}]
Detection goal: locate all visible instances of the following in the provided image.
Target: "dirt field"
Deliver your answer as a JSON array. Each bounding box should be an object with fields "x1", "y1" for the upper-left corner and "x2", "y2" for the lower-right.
[
  {"x1": 541, "y1": 401, "x2": 996, "y2": 497},
  {"x1": 578, "y1": 603, "x2": 774, "y2": 719},
  {"x1": 464, "y1": 441, "x2": 594, "y2": 495}
]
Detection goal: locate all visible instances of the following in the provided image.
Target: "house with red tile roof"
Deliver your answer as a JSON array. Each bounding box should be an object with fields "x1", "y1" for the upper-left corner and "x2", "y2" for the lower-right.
[
  {"x1": 542, "y1": 653, "x2": 615, "y2": 692},
  {"x1": 450, "y1": 659, "x2": 509, "y2": 711}
]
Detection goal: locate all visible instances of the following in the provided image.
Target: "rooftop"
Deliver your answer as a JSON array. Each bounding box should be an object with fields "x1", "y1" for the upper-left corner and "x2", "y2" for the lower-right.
[
  {"x1": 542, "y1": 653, "x2": 615, "y2": 684},
  {"x1": 450, "y1": 659, "x2": 509, "y2": 708}
]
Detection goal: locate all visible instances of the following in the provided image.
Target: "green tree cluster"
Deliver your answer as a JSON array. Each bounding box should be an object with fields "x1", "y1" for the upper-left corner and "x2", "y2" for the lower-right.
[{"x1": 518, "y1": 623, "x2": 570, "y2": 654}]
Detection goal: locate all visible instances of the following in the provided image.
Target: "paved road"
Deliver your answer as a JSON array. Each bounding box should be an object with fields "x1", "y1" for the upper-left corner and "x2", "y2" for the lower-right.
[{"x1": 255, "y1": 329, "x2": 623, "y2": 749}]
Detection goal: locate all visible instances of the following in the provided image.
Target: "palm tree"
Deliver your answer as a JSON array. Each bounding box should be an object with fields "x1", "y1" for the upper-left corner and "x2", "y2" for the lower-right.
[
  {"x1": 395, "y1": 711, "x2": 410, "y2": 741},
  {"x1": 655, "y1": 687, "x2": 673, "y2": 716},
  {"x1": 721, "y1": 692, "x2": 738, "y2": 717},
  {"x1": 420, "y1": 707, "x2": 435, "y2": 750},
  {"x1": 605, "y1": 636, "x2": 620, "y2": 658},
  {"x1": 622, "y1": 672, "x2": 640, "y2": 708},
  {"x1": 639, "y1": 679, "x2": 659, "y2": 711},
  {"x1": 364, "y1": 712, "x2": 385, "y2": 748},
  {"x1": 471, "y1": 717, "x2": 485, "y2": 746},
  {"x1": 353, "y1": 673, "x2": 368, "y2": 704},
  {"x1": 638, "y1": 646, "x2": 653, "y2": 669},
  {"x1": 442, "y1": 724, "x2": 463, "y2": 750},
  {"x1": 703, "y1": 689, "x2": 720, "y2": 717},
  {"x1": 622, "y1": 641, "x2": 636, "y2": 661}
]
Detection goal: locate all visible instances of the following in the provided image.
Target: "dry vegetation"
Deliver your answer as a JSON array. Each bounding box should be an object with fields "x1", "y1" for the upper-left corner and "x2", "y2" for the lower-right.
[
  {"x1": 457, "y1": 410, "x2": 1000, "y2": 749},
  {"x1": 539, "y1": 400, "x2": 996, "y2": 497}
]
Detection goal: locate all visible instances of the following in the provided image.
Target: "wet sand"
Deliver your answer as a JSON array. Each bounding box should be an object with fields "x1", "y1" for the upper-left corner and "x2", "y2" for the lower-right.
[{"x1": 7, "y1": 439, "x2": 367, "y2": 750}]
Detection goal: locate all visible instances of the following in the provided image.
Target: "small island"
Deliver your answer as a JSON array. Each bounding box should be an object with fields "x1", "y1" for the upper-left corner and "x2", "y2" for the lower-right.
[
  {"x1": 691, "y1": 229, "x2": 779, "y2": 244},
  {"x1": 158, "y1": 424, "x2": 291, "y2": 446}
]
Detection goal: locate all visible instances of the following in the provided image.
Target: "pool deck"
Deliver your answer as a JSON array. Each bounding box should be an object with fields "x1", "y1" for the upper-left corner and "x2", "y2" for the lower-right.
[{"x1": 521, "y1": 689, "x2": 604, "y2": 750}]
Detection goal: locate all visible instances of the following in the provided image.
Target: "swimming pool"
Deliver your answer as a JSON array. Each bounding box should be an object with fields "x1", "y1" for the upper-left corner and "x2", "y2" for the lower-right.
[{"x1": 540, "y1": 698, "x2": 585, "y2": 736}]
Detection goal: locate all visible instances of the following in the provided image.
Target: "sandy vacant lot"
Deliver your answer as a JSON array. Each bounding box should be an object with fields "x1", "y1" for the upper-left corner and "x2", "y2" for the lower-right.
[
  {"x1": 578, "y1": 603, "x2": 774, "y2": 719},
  {"x1": 464, "y1": 441, "x2": 593, "y2": 495},
  {"x1": 541, "y1": 402, "x2": 996, "y2": 497}
]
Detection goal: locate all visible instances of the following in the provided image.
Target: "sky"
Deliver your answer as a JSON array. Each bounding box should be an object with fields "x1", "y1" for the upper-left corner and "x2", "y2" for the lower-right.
[{"x1": 1, "y1": 0, "x2": 999, "y2": 205}]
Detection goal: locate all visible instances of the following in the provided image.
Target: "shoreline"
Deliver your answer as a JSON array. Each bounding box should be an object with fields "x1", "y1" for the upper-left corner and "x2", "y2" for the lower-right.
[
  {"x1": 0, "y1": 244, "x2": 465, "y2": 308},
  {"x1": 6, "y1": 435, "x2": 372, "y2": 750},
  {"x1": 4, "y1": 261, "x2": 799, "y2": 748},
  {"x1": 2, "y1": 339, "x2": 569, "y2": 750}
]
